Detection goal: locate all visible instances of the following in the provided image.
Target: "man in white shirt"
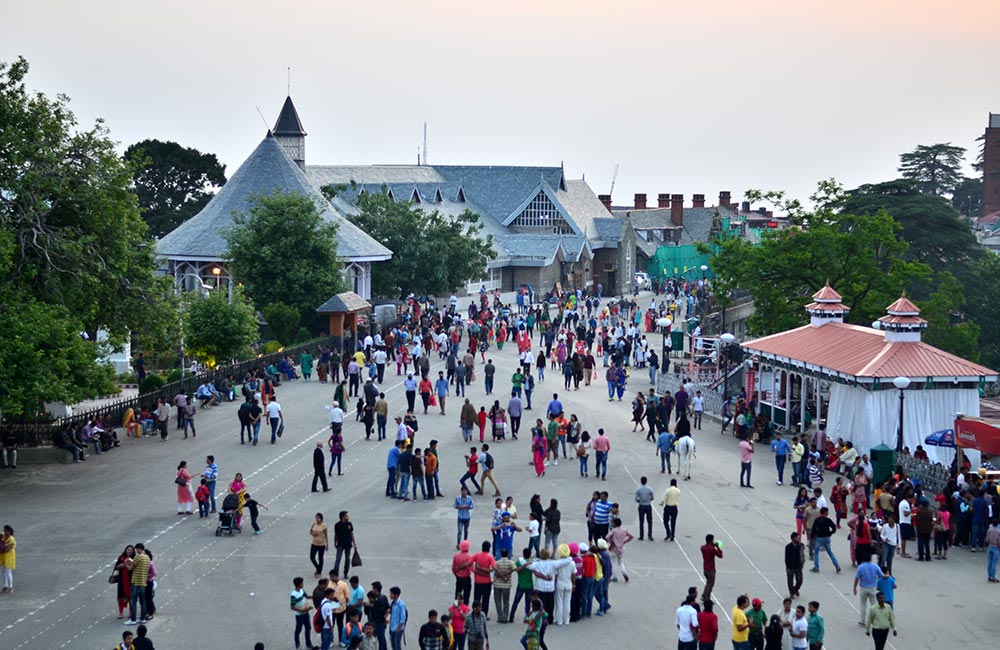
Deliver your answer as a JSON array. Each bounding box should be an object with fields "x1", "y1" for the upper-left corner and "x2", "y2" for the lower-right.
[
  {"x1": 373, "y1": 348, "x2": 388, "y2": 383},
  {"x1": 790, "y1": 605, "x2": 809, "y2": 649},
  {"x1": 898, "y1": 499, "x2": 913, "y2": 558},
  {"x1": 320, "y1": 587, "x2": 336, "y2": 649},
  {"x1": 266, "y1": 400, "x2": 283, "y2": 444},
  {"x1": 325, "y1": 403, "x2": 344, "y2": 434},
  {"x1": 675, "y1": 594, "x2": 699, "y2": 649}
]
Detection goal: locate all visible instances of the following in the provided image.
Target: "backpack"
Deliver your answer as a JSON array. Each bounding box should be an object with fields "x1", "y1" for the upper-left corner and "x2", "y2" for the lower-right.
[
  {"x1": 485, "y1": 453, "x2": 494, "y2": 470},
  {"x1": 313, "y1": 608, "x2": 324, "y2": 633},
  {"x1": 238, "y1": 401, "x2": 252, "y2": 423}
]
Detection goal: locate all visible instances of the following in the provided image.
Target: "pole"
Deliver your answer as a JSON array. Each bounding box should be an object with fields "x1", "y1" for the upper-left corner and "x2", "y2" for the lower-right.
[
  {"x1": 721, "y1": 341, "x2": 728, "y2": 435},
  {"x1": 896, "y1": 389, "x2": 905, "y2": 453}
]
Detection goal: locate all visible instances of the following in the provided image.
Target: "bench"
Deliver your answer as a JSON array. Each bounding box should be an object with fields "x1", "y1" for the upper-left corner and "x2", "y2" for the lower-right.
[{"x1": 15, "y1": 446, "x2": 78, "y2": 465}]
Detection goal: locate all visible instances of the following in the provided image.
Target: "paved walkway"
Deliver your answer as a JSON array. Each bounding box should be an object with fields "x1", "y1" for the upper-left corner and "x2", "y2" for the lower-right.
[{"x1": 0, "y1": 327, "x2": 997, "y2": 649}]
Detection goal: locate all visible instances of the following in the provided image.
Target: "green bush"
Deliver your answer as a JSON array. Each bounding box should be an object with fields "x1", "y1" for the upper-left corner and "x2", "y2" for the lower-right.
[
  {"x1": 262, "y1": 340, "x2": 283, "y2": 355},
  {"x1": 139, "y1": 374, "x2": 165, "y2": 394},
  {"x1": 296, "y1": 327, "x2": 312, "y2": 344},
  {"x1": 263, "y1": 302, "x2": 300, "y2": 346},
  {"x1": 117, "y1": 372, "x2": 138, "y2": 384},
  {"x1": 166, "y1": 369, "x2": 183, "y2": 383}
]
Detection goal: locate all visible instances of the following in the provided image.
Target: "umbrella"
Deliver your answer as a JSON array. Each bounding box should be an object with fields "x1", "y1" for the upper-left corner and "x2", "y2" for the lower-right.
[{"x1": 924, "y1": 429, "x2": 956, "y2": 448}]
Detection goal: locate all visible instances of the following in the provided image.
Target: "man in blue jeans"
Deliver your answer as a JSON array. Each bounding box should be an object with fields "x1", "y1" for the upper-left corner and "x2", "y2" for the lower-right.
[
  {"x1": 320, "y1": 587, "x2": 336, "y2": 650},
  {"x1": 266, "y1": 399, "x2": 283, "y2": 444},
  {"x1": 809, "y1": 508, "x2": 841, "y2": 574},
  {"x1": 771, "y1": 433, "x2": 791, "y2": 486},
  {"x1": 389, "y1": 587, "x2": 407, "y2": 650},
  {"x1": 125, "y1": 543, "x2": 150, "y2": 624}
]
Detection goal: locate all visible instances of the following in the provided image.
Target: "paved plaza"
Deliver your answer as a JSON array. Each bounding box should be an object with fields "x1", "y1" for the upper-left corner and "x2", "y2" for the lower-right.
[{"x1": 1, "y1": 331, "x2": 998, "y2": 650}]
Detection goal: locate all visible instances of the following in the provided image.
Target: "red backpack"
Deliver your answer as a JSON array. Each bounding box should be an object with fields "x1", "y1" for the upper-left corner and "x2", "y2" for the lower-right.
[{"x1": 312, "y1": 608, "x2": 323, "y2": 633}]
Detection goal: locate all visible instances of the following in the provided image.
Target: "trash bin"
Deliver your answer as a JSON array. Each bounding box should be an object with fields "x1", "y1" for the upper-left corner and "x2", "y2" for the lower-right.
[
  {"x1": 869, "y1": 444, "x2": 896, "y2": 484},
  {"x1": 670, "y1": 330, "x2": 685, "y2": 354}
]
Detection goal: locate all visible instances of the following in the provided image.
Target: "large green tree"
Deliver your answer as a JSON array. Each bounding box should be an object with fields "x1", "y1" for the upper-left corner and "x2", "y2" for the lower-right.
[
  {"x1": 919, "y1": 271, "x2": 980, "y2": 362},
  {"x1": 224, "y1": 191, "x2": 344, "y2": 326},
  {"x1": 124, "y1": 138, "x2": 226, "y2": 238},
  {"x1": 841, "y1": 180, "x2": 983, "y2": 277},
  {"x1": 965, "y1": 254, "x2": 1000, "y2": 370},
  {"x1": 184, "y1": 288, "x2": 259, "y2": 365},
  {"x1": 333, "y1": 188, "x2": 494, "y2": 299},
  {"x1": 0, "y1": 57, "x2": 170, "y2": 415},
  {"x1": 898, "y1": 143, "x2": 967, "y2": 196},
  {"x1": 707, "y1": 210, "x2": 930, "y2": 335}
]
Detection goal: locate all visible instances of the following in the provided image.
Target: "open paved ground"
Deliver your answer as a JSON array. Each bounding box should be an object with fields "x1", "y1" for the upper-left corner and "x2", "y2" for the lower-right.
[{"x1": 1, "y1": 327, "x2": 999, "y2": 650}]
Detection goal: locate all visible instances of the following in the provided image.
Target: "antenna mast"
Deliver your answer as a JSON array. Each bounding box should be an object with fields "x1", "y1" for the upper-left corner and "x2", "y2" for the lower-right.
[{"x1": 609, "y1": 163, "x2": 620, "y2": 196}]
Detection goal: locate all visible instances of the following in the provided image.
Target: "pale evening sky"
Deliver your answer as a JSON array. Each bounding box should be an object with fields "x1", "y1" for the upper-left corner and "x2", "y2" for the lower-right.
[{"x1": 3, "y1": 0, "x2": 998, "y2": 210}]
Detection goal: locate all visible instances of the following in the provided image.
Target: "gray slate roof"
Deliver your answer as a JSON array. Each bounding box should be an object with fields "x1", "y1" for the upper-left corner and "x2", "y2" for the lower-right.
[
  {"x1": 618, "y1": 206, "x2": 740, "y2": 245},
  {"x1": 316, "y1": 291, "x2": 371, "y2": 314},
  {"x1": 157, "y1": 135, "x2": 391, "y2": 261},
  {"x1": 273, "y1": 96, "x2": 307, "y2": 136}
]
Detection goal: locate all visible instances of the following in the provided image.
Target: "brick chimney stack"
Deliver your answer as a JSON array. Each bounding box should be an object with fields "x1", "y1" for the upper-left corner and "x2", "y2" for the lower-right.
[
  {"x1": 692, "y1": 194, "x2": 706, "y2": 209},
  {"x1": 719, "y1": 191, "x2": 731, "y2": 209},
  {"x1": 658, "y1": 193, "x2": 671, "y2": 208},
  {"x1": 598, "y1": 194, "x2": 612, "y2": 213},
  {"x1": 671, "y1": 194, "x2": 684, "y2": 227},
  {"x1": 741, "y1": 201, "x2": 751, "y2": 213},
  {"x1": 634, "y1": 193, "x2": 647, "y2": 210}
]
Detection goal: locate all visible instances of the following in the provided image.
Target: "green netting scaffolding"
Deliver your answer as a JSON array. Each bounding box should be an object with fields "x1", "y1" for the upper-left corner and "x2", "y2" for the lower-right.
[{"x1": 646, "y1": 244, "x2": 713, "y2": 281}]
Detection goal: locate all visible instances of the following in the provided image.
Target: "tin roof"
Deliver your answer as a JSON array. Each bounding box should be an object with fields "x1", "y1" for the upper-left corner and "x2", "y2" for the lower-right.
[
  {"x1": 742, "y1": 321, "x2": 996, "y2": 381},
  {"x1": 811, "y1": 282, "x2": 843, "y2": 303}
]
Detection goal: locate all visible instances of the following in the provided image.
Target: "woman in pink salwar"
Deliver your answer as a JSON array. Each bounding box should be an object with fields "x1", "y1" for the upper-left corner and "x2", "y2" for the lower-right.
[{"x1": 531, "y1": 420, "x2": 548, "y2": 477}]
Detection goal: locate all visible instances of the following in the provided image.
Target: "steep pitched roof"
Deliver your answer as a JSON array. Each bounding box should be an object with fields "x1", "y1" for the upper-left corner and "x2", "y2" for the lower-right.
[
  {"x1": 316, "y1": 291, "x2": 371, "y2": 314},
  {"x1": 157, "y1": 134, "x2": 390, "y2": 261},
  {"x1": 273, "y1": 96, "x2": 307, "y2": 136}
]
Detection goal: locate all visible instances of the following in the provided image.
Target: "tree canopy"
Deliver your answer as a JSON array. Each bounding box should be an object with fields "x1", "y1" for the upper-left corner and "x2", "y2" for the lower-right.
[
  {"x1": 841, "y1": 180, "x2": 983, "y2": 277},
  {"x1": 184, "y1": 287, "x2": 259, "y2": 365},
  {"x1": 898, "y1": 143, "x2": 967, "y2": 196},
  {"x1": 0, "y1": 57, "x2": 168, "y2": 416},
  {"x1": 334, "y1": 188, "x2": 495, "y2": 299},
  {"x1": 124, "y1": 138, "x2": 226, "y2": 238},
  {"x1": 224, "y1": 191, "x2": 345, "y2": 326},
  {"x1": 707, "y1": 209, "x2": 930, "y2": 336}
]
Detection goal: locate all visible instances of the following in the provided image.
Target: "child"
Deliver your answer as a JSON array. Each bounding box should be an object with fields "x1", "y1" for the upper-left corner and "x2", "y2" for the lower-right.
[
  {"x1": 195, "y1": 479, "x2": 211, "y2": 518},
  {"x1": 876, "y1": 569, "x2": 897, "y2": 609},
  {"x1": 440, "y1": 613, "x2": 454, "y2": 650},
  {"x1": 807, "y1": 457, "x2": 824, "y2": 487},
  {"x1": 241, "y1": 493, "x2": 268, "y2": 535},
  {"x1": 356, "y1": 398, "x2": 365, "y2": 422}
]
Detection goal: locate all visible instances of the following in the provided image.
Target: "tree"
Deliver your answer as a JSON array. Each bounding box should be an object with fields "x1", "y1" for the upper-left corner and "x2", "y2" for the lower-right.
[
  {"x1": 124, "y1": 139, "x2": 226, "y2": 238},
  {"x1": 950, "y1": 177, "x2": 982, "y2": 216},
  {"x1": 0, "y1": 57, "x2": 171, "y2": 415},
  {"x1": 841, "y1": 180, "x2": 983, "y2": 278},
  {"x1": 334, "y1": 189, "x2": 495, "y2": 299},
  {"x1": 920, "y1": 272, "x2": 980, "y2": 361},
  {"x1": 262, "y1": 302, "x2": 301, "y2": 346},
  {"x1": 898, "y1": 143, "x2": 967, "y2": 196},
  {"x1": 707, "y1": 209, "x2": 930, "y2": 336},
  {"x1": 184, "y1": 288, "x2": 259, "y2": 365},
  {"x1": 965, "y1": 255, "x2": 1000, "y2": 370},
  {"x1": 224, "y1": 191, "x2": 344, "y2": 326}
]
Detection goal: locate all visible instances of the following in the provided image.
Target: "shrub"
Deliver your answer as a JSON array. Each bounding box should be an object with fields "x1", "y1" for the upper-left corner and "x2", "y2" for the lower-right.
[
  {"x1": 138, "y1": 374, "x2": 165, "y2": 395},
  {"x1": 296, "y1": 327, "x2": 312, "y2": 344},
  {"x1": 261, "y1": 340, "x2": 283, "y2": 355},
  {"x1": 166, "y1": 369, "x2": 183, "y2": 383}
]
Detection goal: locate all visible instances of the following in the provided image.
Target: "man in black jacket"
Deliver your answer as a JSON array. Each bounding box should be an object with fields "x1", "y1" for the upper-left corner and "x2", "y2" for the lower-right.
[
  {"x1": 809, "y1": 507, "x2": 841, "y2": 573},
  {"x1": 784, "y1": 532, "x2": 806, "y2": 598},
  {"x1": 312, "y1": 441, "x2": 330, "y2": 493}
]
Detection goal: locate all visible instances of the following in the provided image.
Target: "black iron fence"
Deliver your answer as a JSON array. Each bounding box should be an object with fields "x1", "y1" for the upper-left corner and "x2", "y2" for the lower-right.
[{"x1": 2, "y1": 336, "x2": 337, "y2": 447}]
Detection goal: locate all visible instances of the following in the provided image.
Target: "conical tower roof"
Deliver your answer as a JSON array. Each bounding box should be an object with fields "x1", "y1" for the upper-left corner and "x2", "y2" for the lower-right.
[{"x1": 273, "y1": 96, "x2": 307, "y2": 136}]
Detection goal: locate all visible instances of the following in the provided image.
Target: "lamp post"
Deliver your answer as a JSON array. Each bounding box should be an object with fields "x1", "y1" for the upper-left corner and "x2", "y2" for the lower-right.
[
  {"x1": 893, "y1": 376, "x2": 911, "y2": 453},
  {"x1": 176, "y1": 273, "x2": 211, "y2": 379},
  {"x1": 656, "y1": 316, "x2": 672, "y2": 375},
  {"x1": 212, "y1": 266, "x2": 222, "y2": 289}
]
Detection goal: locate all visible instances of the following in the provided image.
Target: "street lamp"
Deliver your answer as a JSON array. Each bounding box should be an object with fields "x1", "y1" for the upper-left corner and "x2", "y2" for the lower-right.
[
  {"x1": 212, "y1": 266, "x2": 222, "y2": 289},
  {"x1": 720, "y1": 332, "x2": 736, "y2": 434},
  {"x1": 893, "y1": 376, "x2": 911, "y2": 453},
  {"x1": 656, "y1": 316, "x2": 672, "y2": 375},
  {"x1": 700, "y1": 264, "x2": 708, "y2": 279}
]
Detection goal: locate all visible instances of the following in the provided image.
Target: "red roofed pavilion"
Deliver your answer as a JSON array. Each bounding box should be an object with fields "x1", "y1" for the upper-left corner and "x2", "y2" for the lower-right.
[{"x1": 741, "y1": 285, "x2": 997, "y2": 468}]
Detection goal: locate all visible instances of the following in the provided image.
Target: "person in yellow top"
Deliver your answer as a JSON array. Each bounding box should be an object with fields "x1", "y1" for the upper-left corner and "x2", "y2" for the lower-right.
[
  {"x1": 0, "y1": 524, "x2": 15, "y2": 592},
  {"x1": 731, "y1": 594, "x2": 751, "y2": 649},
  {"x1": 659, "y1": 479, "x2": 681, "y2": 542}
]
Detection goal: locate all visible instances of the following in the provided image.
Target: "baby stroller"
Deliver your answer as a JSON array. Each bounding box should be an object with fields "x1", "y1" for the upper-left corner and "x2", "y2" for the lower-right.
[{"x1": 216, "y1": 493, "x2": 241, "y2": 536}]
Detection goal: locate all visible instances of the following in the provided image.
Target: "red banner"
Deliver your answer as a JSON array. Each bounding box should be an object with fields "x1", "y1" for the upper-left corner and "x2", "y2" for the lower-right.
[{"x1": 953, "y1": 417, "x2": 1000, "y2": 456}]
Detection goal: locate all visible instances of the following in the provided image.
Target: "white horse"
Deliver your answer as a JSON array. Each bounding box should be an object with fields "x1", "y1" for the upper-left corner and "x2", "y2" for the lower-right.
[{"x1": 675, "y1": 435, "x2": 696, "y2": 480}]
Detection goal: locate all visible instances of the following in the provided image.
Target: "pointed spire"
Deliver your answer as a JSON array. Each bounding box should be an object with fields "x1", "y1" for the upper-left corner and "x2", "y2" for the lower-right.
[{"x1": 273, "y1": 96, "x2": 307, "y2": 136}]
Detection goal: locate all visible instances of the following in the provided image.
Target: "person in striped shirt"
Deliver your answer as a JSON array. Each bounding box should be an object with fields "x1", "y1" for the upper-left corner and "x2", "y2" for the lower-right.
[{"x1": 593, "y1": 492, "x2": 612, "y2": 540}]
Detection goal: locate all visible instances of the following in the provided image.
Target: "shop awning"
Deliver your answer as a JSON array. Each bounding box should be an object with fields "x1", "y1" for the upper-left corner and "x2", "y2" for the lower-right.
[{"x1": 954, "y1": 416, "x2": 1000, "y2": 456}]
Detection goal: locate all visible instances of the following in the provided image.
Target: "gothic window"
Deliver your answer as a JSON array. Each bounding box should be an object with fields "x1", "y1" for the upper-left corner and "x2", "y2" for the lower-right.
[{"x1": 512, "y1": 192, "x2": 571, "y2": 233}]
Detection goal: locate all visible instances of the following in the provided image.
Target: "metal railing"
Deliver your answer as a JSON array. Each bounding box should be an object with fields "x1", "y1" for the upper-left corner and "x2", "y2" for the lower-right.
[{"x1": 2, "y1": 336, "x2": 338, "y2": 447}]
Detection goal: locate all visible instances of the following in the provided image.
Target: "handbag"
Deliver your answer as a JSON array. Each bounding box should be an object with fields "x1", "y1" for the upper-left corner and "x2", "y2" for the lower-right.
[
  {"x1": 174, "y1": 475, "x2": 187, "y2": 486},
  {"x1": 277, "y1": 422, "x2": 285, "y2": 438},
  {"x1": 108, "y1": 569, "x2": 120, "y2": 584},
  {"x1": 351, "y1": 550, "x2": 363, "y2": 567},
  {"x1": 429, "y1": 394, "x2": 438, "y2": 407}
]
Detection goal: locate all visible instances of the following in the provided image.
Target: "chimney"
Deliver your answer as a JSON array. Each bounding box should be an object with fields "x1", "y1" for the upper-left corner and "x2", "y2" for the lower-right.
[
  {"x1": 597, "y1": 194, "x2": 613, "y2": 213},
  {"x1": 766, "y1": 210, "x2": 774, "y2": 219},
  {"x1": 671, "y1": 194, "x2": 684, "y2": 227},
  {"x1": 692, "y1": 194, "x2": 705, "y2": 208},
  {"x1": 757, "y1": 207, "x2": 767, "y2": 215},
  {"x1": 741, "y1": 201, "x2": 751, "y2": 213},
  {"x1": 658, "y1": 193, "x2": 671, "y2": 208},
  {"x1": 719, "y1": 191, "x2": 731, "y2": 209},
  {"x1": 634, "y1": 193, "x2": 647, "y2": 210}
]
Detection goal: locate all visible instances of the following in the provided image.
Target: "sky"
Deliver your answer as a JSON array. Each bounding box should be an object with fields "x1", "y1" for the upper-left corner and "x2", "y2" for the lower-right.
[{"x1": 3, "y1": 0, "x2": 998, "y2": 211}]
